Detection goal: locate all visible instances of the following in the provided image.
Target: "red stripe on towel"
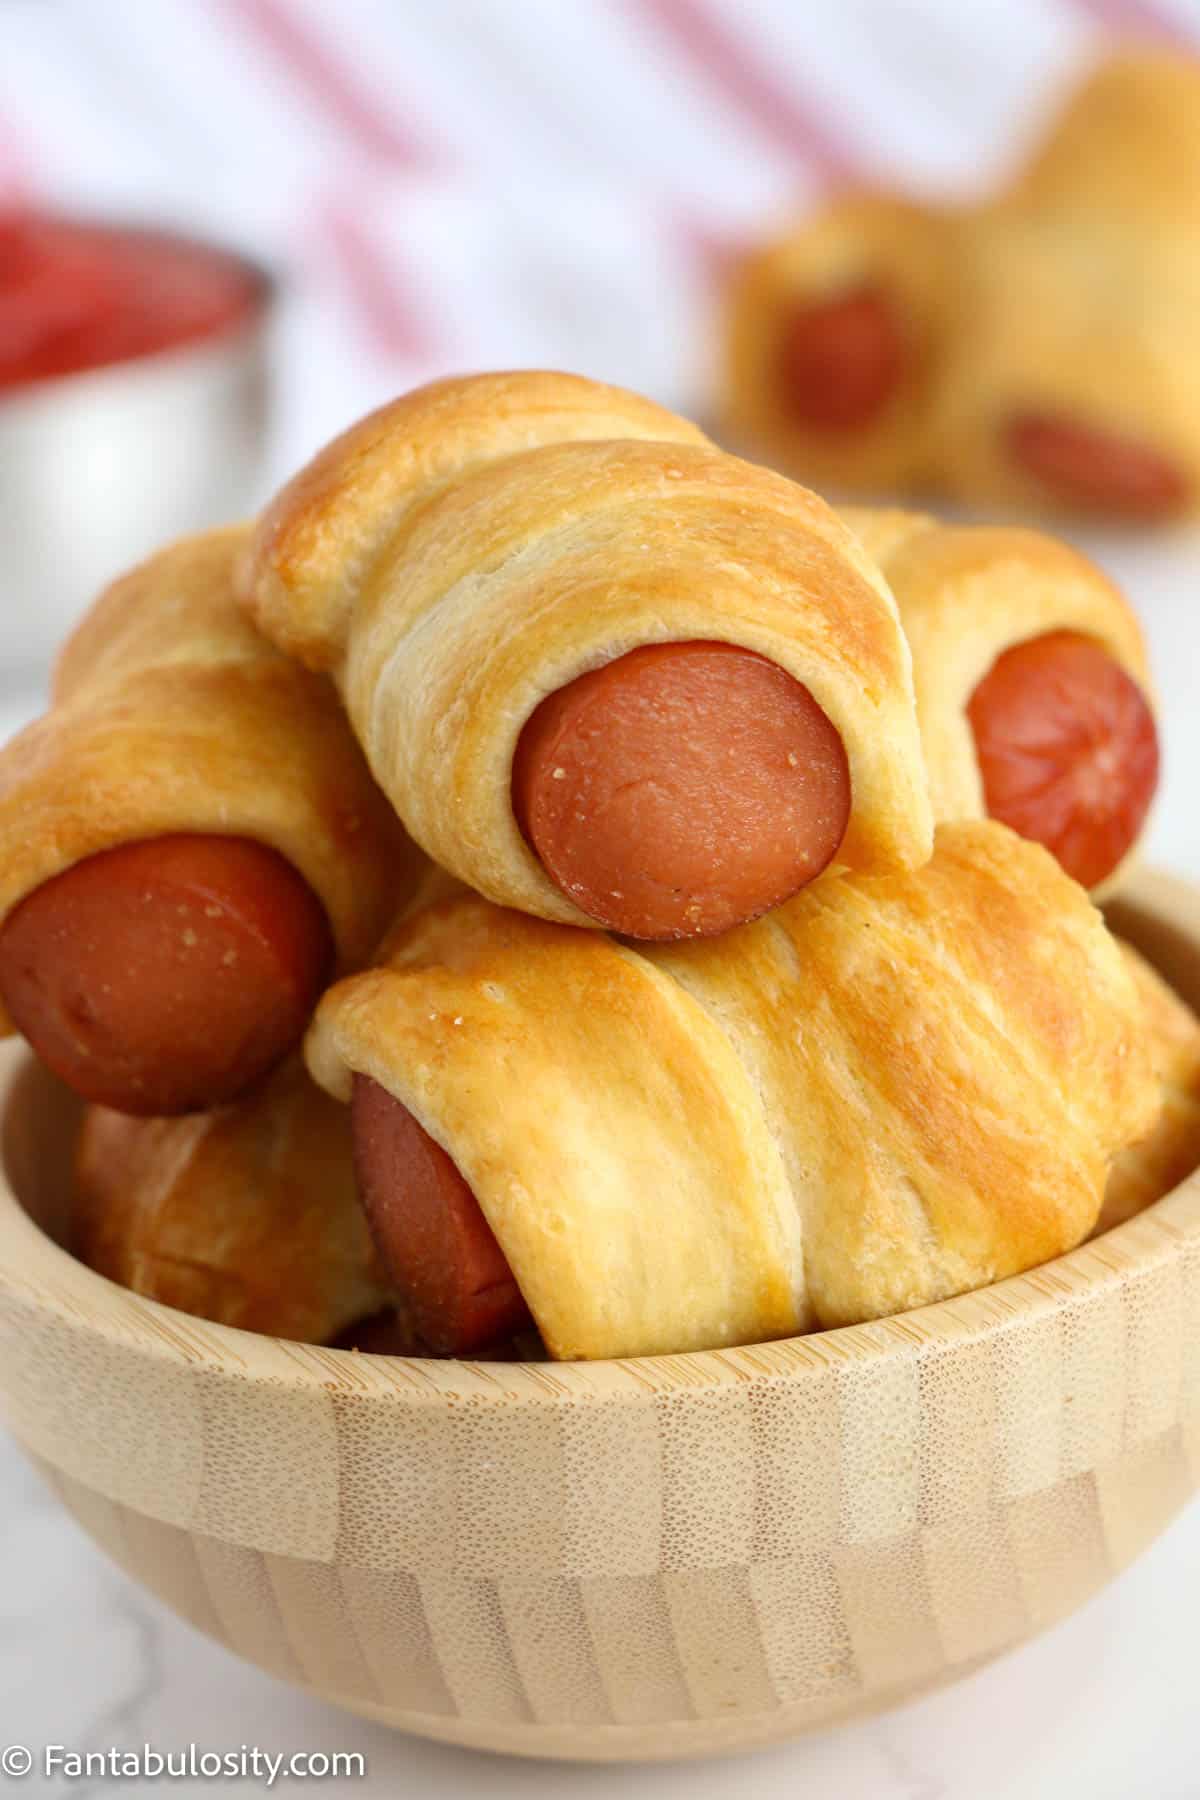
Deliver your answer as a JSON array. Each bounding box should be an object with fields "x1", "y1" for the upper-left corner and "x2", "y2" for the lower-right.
[
  {"x1": 321, "y1": 197, "x2": 441, "y2": 362},
  {"x1": 221, "y1": 0, "x2": 445, "y2": 167},
  {"x1": 629, "y1": 0, "x2": 868, "y2": 184},
  {"x1": 1062, "y1": 0, "x2": 1194, "y2": 46}
]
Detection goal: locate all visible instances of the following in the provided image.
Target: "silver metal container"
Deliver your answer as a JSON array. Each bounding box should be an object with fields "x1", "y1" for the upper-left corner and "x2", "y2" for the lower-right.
[{"x1": 0, "y1": 229, "x2": 273, "y2": 683}]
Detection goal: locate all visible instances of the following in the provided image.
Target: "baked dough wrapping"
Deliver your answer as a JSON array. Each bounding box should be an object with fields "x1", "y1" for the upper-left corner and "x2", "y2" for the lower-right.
[
  {"x1": 74, "y1": 1060, "x2": 391, "y2": 1342},
  {"x1": 928, "y1": 213, "x2": 1200, "y2": 517},
  {"x1": 840, "y1": 505, "x2": 1155, "y2": 891},
  {"x1": 1010, "y1": 48, "x2": 1200, "y2": 231},
  {"x1": 307, "y1": 819, "x2": 1156, "y2": 1359},
  {"x1": 720, "y1": 194, "x2": 960, "y2": 494},
  {"x1": 0, "y1": 526, "x2": 415, "y2": 982},
  {"x1": 717, "y1": 50, "x2": 1200, "y2": 519},
  {"x1": 962, "y1": 50, "x2": 1200, "y2": 512},
  {"x1": 239, "y1": 369, "x2": 933, "y2": 924}
]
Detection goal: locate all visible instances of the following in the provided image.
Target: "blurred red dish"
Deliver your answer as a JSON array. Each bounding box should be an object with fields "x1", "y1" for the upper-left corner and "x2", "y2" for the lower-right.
[{"x1": 0, "y1": 212, "x2": 262, "y2": 392}]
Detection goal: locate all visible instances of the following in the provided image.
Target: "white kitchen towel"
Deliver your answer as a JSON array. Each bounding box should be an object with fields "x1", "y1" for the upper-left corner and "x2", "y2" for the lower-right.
[{"x1": 3, "y1": 0, "x2": 1195, "y2": 479}]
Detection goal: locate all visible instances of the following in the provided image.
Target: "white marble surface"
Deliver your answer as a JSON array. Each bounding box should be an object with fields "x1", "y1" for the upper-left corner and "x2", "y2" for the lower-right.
[{"x1": 0, "y1": 528, "x2": 1198, "y2": 1796}]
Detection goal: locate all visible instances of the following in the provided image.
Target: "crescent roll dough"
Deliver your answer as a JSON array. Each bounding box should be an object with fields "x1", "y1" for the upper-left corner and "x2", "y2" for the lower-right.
[
  {"x1": 1099, "y1": 942, "x2": 1200, "y2": 1235},
  {"x1": 240, "y1": 370, "x2": 932, "y2": 924},
  {"x1": 241, "y1": 370, "x2": 708, "y2": 670},
  {"x1": 718, "y1": 53, "x2": 1200, "y2": 519},
  {"x1": 74, "y1": 1060, "x2": 391, "y2": 1342},
  {"x1": 840, "y1": 506, "x2": 1155, "y2": 891},
  {"x1": 307, "y1": 820, "x2": 1156, "y2": 1360},
  {"x1": 0, "y1": 526, "x2": 415, "y2": 980},
  {"x1": 1011, "y1": 49, "x2": 1200, "y2": 232},
  {"x1": 719, "y1": 194, "x2": 959, "y2": 495},
  {"x1": 949, "y1": 46, "x2": 1200, "y2": 519},
  {"x1": 928, "y1": 214, "x2": 1200, "y2": 517}
]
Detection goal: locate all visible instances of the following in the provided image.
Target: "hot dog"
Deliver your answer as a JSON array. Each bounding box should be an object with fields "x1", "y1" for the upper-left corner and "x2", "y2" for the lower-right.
[
  {"x1": 841, "y1": 509, "x2": 1159, "y2": 893},
  {"x1": 239, "y1": 375, "x2": 933, "y2": 936},
  {"x1": 334, "y1": 1309, "x2": 427, "y2": 1355},
  {"x1": 334, "y1": 1308, "x2": 544, "y2": 1360},
  {"x1": 511, "y1": 641, "x2": 852, "y2": 939},
  {"x1": 719, "y1": 196, "x2": 954, "y2": 496},
  {"x1": 1006, "y1": 413, "x2": 1189, "y2": 520},
  {"x1": 0, "y1": 527, "x2": 415, "y2": 1115},
  {"x1": 307, "y1": 825, "x2": 1157, "y2": 1359},
  {"x1": 0, "y1": 835, "x2": 332, "y2": 1115},
  {"x1": 966, "y1": 630, "x2": 1160, "y2": 890},
  {"x1": 778, "y1": 284, "x2": 904, "y2": 432},
  {"x1": 351, "y1": 1075, "x2": 531, "y2": 1355}
]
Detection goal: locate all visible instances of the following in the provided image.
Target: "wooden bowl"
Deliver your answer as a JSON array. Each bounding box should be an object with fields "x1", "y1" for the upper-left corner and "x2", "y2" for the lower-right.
[{"x1": 0, "y1": 868, "x2": 1198, "y2": 1763}]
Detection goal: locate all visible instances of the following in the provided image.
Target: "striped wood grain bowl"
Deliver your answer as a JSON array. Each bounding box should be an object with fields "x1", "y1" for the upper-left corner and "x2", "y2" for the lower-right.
[{"x1": 0, "y1": 867, "x2": 1197, "y2": 1762}]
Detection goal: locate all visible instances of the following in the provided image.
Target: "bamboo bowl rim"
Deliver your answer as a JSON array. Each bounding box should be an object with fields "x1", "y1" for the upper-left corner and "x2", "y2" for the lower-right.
[{"x1": 1, "y1": 865, "x2": 1198, "y2": 1409}]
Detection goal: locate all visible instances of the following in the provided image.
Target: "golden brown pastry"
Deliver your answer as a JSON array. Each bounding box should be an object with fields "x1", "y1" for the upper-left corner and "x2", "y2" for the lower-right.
[
  {"x1": 241, "y1": 369, "x2": 707, "y2": 671},
  {"x1": 0, "y1": 528, "x2": 415, "y2": 1115},
  {"x1": 1099, "y1": 941, "x2": 1200, "y2": 1233},
  {"x1": 74, "y1": 1060, "x2": 391, "y2": 1342},
  {"x1": 719, "y1": 50, "x2": 1200, "y2": 522},
  {"x1": 719, "y1": 193, "x2": 958, "y2": 495},
  {"x1": 307, "y1": 820, "x2": 1156, "y2": 1361},
  {"x1": 841, "y1": 507, "x2": 1158, "y2": 893},
  {"x1": 930, "y1": 212, "x2": 1200, "y2": 521},
  {"x1": 239, "y1": 370, "x2": 933, "y2": 941},
  {"x1": 1010, "y1": 48, "x2": 1200, "y2": 231},
  {"x1": 953, "y1": 47, "x2": 1200, "y2": 521}
]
